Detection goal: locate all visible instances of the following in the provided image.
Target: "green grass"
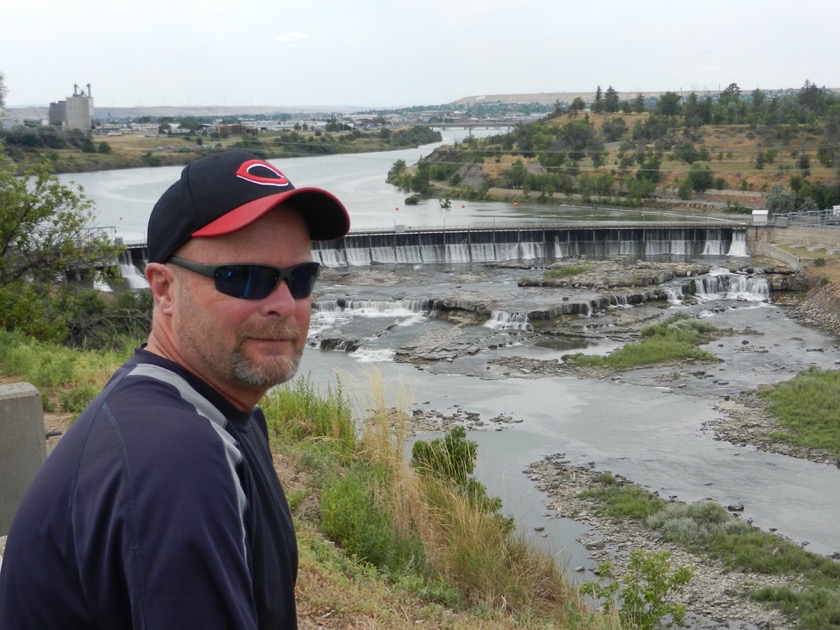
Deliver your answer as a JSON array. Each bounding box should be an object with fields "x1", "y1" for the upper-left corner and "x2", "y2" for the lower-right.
[
  {"x1": 542, "y1": 265, "x2": 593, "y2": 279},
  {"x1": 563, "y1": 313, "x2": 720, "y2": 370},
  {"x1": 758, "y1": 368, "x2": 840, "y2": 457},
  {"x1": 579, "y1": 474, "x2": 667, "y2": 521},
  {"x1": 0, "y1": 329, "x2": 130, "y2": 411},
  {"x1": 581, "y1": 471, "x2": 840, "y2": 629}
]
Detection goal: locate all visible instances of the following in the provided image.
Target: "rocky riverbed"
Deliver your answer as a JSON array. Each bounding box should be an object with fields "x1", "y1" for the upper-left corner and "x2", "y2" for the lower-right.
[
  {"x1": 525, "y1": 456, "x2": 797, "y2": 630},
  {"x1": 400, "y1": 388, "x2": 828, "y2": 629},
  {"x1": 379, "y1": 259, "x2": 840, "y2": 630}
]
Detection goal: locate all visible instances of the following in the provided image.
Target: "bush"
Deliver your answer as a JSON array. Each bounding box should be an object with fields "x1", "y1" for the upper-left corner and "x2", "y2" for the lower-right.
[
  {"x1": 412, "y1": 426, "x2": 503, "y2": 514},
  {"x1": 582, "y1": 549, "x2": 694, "y2": 630},
  {"x1": 646, "y1": 501, "x2": 752, "y2": 546}
]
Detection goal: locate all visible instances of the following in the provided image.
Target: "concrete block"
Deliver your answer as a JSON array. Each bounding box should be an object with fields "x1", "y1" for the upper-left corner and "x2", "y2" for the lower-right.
[{"x1": 0, "y1": 383, "x2": 46, "y2": 536}]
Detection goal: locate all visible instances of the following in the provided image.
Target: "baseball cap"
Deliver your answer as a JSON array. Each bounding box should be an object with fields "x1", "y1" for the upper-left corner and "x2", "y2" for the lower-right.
[{"x1": 147, "y1": 150, "x2": 350, "y2": 263}]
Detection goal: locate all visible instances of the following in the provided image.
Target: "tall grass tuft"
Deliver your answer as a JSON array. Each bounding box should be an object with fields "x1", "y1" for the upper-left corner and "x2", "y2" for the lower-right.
[{"x1": 262, "y1": 375, "x2": 356, "y2": 458}]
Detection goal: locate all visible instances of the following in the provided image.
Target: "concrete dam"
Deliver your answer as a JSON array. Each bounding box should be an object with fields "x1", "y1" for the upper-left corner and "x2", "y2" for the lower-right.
[
  {"x1": 310, "y1": 223, "x2": 749, "y2": 267},
  {"x1": 120, "y1": 222, "x2": 750, "y2": 270}
]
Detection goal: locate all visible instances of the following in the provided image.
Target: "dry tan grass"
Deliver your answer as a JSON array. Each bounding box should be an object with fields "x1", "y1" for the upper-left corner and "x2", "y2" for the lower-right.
[{"x1": 524, "y1": 113, "x2": 836, "y2": 198}]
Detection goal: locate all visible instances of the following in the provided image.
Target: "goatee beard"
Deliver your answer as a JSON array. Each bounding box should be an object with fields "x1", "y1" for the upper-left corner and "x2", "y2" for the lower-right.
[
  {"x1": 230, "y1": 351, "x2": 301, "y2": 388},
  {"x1": 230, "y1": 322, "x2": 303, "y2": 388}
]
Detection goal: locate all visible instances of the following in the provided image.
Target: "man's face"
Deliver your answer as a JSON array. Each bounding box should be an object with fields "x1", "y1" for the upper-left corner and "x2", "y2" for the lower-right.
[{"x1": 170, "y1": 207, "x2": 314, "y2": 401}]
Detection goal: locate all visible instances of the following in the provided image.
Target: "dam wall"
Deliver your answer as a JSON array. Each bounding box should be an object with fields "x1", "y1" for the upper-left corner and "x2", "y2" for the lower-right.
[
  {"x1": 120, "y1": 224, "x2": 749, "y2": 270},
  {"x1": 311, "y1": 225, "x2": 747, "y2": 267}
]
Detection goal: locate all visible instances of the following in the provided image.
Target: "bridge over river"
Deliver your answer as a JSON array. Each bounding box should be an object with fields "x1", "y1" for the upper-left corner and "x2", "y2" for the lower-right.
[{"x1": 120, "y1": 220, "x2": 751, "y2": 269}]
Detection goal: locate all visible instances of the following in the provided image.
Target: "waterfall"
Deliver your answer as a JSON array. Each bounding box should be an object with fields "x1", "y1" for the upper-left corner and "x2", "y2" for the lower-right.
[
  {"x1": 662, "y1": 286, "x2": 685, "y2": 305},
  {"x1": 313, "y1": 298, "x2": 435, "y2": 317},
  {"x1": 727, "y1": 230, "x2": 748, "y2": 257},
  {"x1": 690, "y1": 268, "x2": 770, "y2": 302},
  {"x1": 484, "y1": 310, "x2": 533, "y2": 331},
  {"x1": 444, "y1": 243, "x2": 472, "y2": 262},
  {"x1": 349, "y1": 348, "x2": 396, "y2": 363},
  {"x1": 119, "y1": 263, "x2": 149, "y2": 289},
  {"x1": 114, "y1": 250, "x2": 149, "y2": 289},
  {"x1": 610, "y1": 294, "x2": 632, "y2": 308}
]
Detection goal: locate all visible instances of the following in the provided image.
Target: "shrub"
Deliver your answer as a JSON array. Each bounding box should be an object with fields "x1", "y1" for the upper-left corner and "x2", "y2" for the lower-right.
[
  {"x1": 412, "y1": 426, "x2": 503, "y2": 515},
  {"x1": 646, "y1": 501, "x2": 752, "y2": 546},
  {"x1": 582, "y1": 549, "x2": 694, "y2": 630}
]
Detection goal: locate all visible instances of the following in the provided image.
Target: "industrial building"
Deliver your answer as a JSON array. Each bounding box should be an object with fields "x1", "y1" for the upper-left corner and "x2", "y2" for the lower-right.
[{"x1": 49, "y1": 84, "x2": 94, "y2": 131}]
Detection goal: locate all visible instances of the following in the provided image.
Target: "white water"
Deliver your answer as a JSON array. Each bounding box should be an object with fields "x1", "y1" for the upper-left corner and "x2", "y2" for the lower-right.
[
  {"x1": 727, "y1": 230, "x2": 748, "y2": 257},
  {"x1": 118, "y1": 263, "x2": 149, "y2": 289},
  {"x1": 315, "y1": 235, "x2": 742, "y2": 268},
  {"x1": 692, "y1": 267, "x2": 770, "y2": 302},
  {"x1": 484, "y1": 311, "x2": 533, "y2": 331}
]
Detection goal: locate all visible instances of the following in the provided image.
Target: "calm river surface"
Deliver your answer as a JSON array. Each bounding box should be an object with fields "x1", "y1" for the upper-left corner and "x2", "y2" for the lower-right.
[{"x1": 64, "y1": 129, "x2": 840, "y2": 569}]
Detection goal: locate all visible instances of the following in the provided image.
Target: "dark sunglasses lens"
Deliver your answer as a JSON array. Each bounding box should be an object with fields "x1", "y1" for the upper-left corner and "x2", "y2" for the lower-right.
[
  {"x1": 288, "y1": 263, "x2": 320, "y2": 299},
  {"x1": 215, "y1": 266, "x2": 279, "y2": 299},
  {"x1": 213, "y1": 264, "x2": 320, "y2": 300}
]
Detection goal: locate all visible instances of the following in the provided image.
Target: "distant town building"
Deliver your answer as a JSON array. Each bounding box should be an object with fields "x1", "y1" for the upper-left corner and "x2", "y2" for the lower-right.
[{"x1": 49, "y1": 84, "x2": 94, "y2": 131}]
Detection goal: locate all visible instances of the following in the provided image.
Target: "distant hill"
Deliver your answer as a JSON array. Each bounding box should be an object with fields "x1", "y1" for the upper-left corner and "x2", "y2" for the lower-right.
[{"x1": 451, "y1": 88, "x2": 840, "y2": 106}]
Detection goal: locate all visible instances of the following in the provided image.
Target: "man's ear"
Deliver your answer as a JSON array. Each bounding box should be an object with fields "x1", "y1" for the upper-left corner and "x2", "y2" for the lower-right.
[{"x1": 145, "y1": 262, "x2": 176, "y2": 313}]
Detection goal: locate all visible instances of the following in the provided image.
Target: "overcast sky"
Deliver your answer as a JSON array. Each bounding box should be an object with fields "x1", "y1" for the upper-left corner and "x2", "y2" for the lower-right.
[{"x1": 3, "y1": 0, "x2": 839, "y2": 109}]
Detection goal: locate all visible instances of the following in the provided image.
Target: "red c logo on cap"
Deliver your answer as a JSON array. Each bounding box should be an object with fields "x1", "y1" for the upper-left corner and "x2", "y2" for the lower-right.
[{"x1": 235, "y1": 160, "x2": 292, "y2": 188}]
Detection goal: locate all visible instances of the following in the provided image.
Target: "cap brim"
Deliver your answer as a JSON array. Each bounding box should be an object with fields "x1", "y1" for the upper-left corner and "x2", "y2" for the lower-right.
[{"x1": 192, "y1": 187, "x2": 350, "y2": 241}]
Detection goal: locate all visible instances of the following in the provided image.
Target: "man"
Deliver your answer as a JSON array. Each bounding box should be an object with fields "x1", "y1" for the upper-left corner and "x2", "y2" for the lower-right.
[{"x1": 0, "y1": 150, "x2": 350, "y2": 628}]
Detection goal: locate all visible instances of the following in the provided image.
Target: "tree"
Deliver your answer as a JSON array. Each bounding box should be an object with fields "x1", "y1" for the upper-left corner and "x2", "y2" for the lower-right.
[
  {"x1": 721, "y1": 82, "x2": 741, "y2": 101},
  {"x1": 798, "y1": 80, "x2": 828, "y2": 114},
  {"x1": 505, "y1": 160, "x2": 527, "y2": 188},
  {"x1": 561, "y1": 119, "x2": 603, "y2": 162},
  {"x1": 0, "y1": 152, "x2": 122, "y2": 341},
  {"x1": 177, "y1": 116, "x2": 202, "y2": 133},
  {"x1": 819, "y1": 104, "x2": 840, "y2": 169},
  {"x1": 601, "y1": 116, "x2": 627, "y2": 142},
  {"x1": 656, "y1": 91, "x2": 682, "y2": 116},
  {"x1": 592, "y1": 85, "x2": 605, "y2": 113},
  {"x1": 633, "y1": 92, "x2": 647, "y2": 113},
  {"x1": 604, "y1": 86, "x2": 620, "y2": 113},
  {"x1": 765, "y1": 183, "x2": 796, "y2": 214},
  {"x1": 750, "y1": 88, "x2": 766, "y2": 112},
  {"x1": 411, "y1": 426, "x2": 503, "y2": 515},
  {"x1": 683, "y1": 93, "x2": 707, "y2": 127}
]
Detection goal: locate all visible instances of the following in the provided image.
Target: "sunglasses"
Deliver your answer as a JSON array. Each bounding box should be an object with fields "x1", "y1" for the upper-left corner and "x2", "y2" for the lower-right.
[{"x1": 168, "y1": 257, "x2": 321, "y2": 300}]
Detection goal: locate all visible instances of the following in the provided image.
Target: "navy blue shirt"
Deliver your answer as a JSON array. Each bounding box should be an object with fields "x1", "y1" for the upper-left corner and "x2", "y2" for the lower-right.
[{"x1": 0, "y1": 348, "x2": 298, "y2": 629}]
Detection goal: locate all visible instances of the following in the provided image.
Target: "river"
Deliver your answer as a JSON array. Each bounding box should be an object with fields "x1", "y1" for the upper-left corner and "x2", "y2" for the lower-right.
[{"x1": 62, "y1": 130, "x2": 840, "y2": 571}]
